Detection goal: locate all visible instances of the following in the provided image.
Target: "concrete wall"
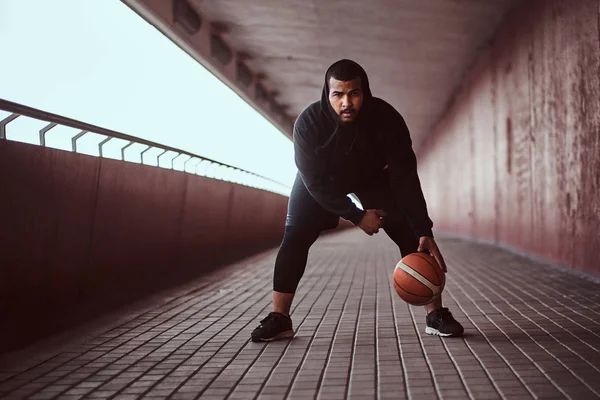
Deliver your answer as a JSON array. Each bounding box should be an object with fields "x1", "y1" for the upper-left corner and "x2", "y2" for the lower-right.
[
  {"x1": 0, "y1": 140, "x2": 289, "y2": 351},
  {"x1": 418, "y1": 0, "x2": 600, "y2": 276}
]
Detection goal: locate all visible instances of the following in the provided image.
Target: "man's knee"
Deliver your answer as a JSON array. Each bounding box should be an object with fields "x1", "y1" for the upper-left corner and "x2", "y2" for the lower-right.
[
  {"x1": 286, "y1": 213, "x2": 339, "y2": 233},
  {"x1": 280, "y1": 224, "x2": 321, "y2": 249},
  {"x1": 274, "y1": 225, "x2": 321, "y2": 294},
  {"x1": 382, "y1": 214, "x2": 419, "y2": 257}
]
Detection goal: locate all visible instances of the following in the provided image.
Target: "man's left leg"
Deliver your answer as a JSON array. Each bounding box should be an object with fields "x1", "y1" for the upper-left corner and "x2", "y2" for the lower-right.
[
  {"x1": 354, "y1": 178, "x2": 464, "y2": 337},
  {"x1": 380, "y1": 218, "x2": 463, "y2": 337}
]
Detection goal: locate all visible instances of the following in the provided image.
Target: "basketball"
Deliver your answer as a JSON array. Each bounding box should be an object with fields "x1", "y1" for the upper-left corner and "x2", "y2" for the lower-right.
[{"x1": 393, "y1": 252, "x2": 445, "y2": 305}]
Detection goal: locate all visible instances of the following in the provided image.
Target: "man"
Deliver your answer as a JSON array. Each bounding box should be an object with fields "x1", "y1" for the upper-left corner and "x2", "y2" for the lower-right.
[{"x1": 251, "y1": 59, "x2": 464, "y2": 342}]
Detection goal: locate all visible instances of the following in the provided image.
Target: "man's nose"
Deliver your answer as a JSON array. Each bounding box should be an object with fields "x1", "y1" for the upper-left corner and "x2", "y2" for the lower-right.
[{"x1": 342, "y1": 95, "x2": 352, "y2": 108}]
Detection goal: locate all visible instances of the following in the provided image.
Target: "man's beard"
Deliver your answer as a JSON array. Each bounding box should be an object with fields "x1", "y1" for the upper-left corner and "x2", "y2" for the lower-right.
[{"x1": 337, "y1": 110, "x2": 357, "y2": 125}]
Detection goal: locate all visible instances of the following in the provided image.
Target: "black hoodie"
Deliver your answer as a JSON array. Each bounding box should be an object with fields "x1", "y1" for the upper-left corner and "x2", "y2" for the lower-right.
[{"x1": 293, "y1": 60, "x2": 434, "y2": 238}]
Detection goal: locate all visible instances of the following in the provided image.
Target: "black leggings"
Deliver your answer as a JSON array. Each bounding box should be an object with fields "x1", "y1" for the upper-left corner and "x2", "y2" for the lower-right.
[{"x1": 273, "y1": 172, "x2": 419, "y2": 294}]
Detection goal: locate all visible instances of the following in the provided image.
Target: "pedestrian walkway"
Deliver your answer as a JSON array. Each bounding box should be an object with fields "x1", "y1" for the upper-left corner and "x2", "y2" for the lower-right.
[{"x1": 1, "y1": 229, "x2": 600, "y2": 399}]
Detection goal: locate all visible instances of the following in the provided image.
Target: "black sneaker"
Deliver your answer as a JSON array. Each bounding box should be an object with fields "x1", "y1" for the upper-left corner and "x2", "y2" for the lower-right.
[
  {"x1": 425, "y1": 308, "x2": 464, "y2": 337},
  {"x1": 251, "y1": 312, "x2": 295, "y2": 342}
]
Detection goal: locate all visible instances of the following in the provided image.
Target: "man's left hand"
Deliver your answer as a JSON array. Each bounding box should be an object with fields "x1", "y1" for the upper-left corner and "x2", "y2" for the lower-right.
[{"x1": 417, "y1": 236, "x2": 447, "y2": 273}]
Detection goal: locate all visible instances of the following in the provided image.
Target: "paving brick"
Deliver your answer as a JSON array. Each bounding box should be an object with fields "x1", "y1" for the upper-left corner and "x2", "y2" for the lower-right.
[{"x1": 1, "y1": 231, "x2": 600, "y2": 399}]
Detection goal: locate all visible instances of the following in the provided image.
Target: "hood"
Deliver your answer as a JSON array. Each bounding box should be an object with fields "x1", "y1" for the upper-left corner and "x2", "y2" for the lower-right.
[
  {"x1": 320, "y1": 59, "x2": 373, "y2": 127},
  {"x1": 316, "y1": 59, "x2": 373, "y2": 155}
]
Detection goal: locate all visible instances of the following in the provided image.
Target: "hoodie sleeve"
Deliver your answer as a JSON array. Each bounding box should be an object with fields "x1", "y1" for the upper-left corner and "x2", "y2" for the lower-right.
[
  {"x1": 384, "y1": 109, "x2": 434, "y2": 238},
  {"x1": 293, "y1": 125, "x2": 365, "y2": 225}
]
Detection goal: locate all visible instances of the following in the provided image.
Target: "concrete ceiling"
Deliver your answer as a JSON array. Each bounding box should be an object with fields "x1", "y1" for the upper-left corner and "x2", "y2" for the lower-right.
[
  {"x1": 189, "y1": 0, "x2": 514, "y2": 149},
  {"x1": 124, "y1": 0, "x2": 514, "y2": 149}
]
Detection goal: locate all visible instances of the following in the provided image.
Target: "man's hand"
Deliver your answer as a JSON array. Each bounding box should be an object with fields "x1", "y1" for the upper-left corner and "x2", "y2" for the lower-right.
[
  {"x1": 417, "y1": 236, "x2": 448, "y2": 273},
  {"x1": 358, "y1": 209, "x2": 387, "y2": 236}
]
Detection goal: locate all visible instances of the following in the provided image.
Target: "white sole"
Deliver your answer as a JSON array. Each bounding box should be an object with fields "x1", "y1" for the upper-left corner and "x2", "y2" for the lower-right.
[{"x1": 425, "y1": 326, "x2": 453, "y2": 337}]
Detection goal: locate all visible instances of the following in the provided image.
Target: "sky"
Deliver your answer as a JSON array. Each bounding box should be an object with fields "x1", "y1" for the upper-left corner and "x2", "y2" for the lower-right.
[{"x1": 0, "y1": 0, "x2": 298, "y2": 191}]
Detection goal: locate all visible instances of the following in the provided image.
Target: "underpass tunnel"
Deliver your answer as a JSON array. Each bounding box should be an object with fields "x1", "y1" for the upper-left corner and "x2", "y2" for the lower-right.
[
  {"x1": 0, "y1": 0, "x2": 599, "y2": 382},
  {"x1": 124, "y1": 0, "x2": 600, "y2": 275}
]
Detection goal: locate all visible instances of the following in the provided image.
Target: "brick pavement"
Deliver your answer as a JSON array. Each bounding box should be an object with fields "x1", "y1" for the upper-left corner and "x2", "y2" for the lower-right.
[{"x1": 1, "y1": 229, "x2": 600, "y2": 399}]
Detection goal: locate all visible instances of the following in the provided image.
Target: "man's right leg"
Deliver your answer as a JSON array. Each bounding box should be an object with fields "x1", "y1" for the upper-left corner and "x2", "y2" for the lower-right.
[
  {"x1": 272, "y1": 225, "x2": 322, "y2": 316},
  {"x1": 251, "y1": 173, "x2": 337, "y2": 342},
  {"x1": 250, "y1": 225, "x2": 321, "y2": 342}
]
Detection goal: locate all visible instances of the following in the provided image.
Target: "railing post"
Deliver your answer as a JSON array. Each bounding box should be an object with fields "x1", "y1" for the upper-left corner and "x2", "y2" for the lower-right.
[
  {"x1": 171, "y1": 153, "x2": 183, "y2": 170},
  {"x1": 0, "y1": 114, "x2": 19, "y2": 140},
  {"x1": 140, "y1": 145, "x2": 152, "y2": 164},
  {"x1": 183, "y1": 155, "x2": 195, "y2": 172},
  {"x1": 121, "y1": 141, "x2": 135, "y2": 161},
  {"x1": 39, "y1": 122, "x2": 57, "y2": 146},
  {"x1": 71, "y1": 130, "x2": 88, "y2": 152},
  {"x1": 98, "y1": 137, "x2": 113, "y2": 157},
  {"x1": 156, "y1": 149, "x2": 168, "y2": 167}
]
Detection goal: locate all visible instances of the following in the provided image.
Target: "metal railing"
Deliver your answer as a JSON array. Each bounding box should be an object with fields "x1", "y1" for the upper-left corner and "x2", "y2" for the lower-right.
[{"x1": 0, "y1": 98, "x2": 291, "y2": 196}]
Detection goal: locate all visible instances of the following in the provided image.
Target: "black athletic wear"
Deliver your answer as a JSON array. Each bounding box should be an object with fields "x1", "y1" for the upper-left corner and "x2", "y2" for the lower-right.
[
  {"x1": 251, "y1": 312, "x2": 294, "y2": 342},
  {"x1": 292, "y1": 60, "x2": 433, "y2": 238},
  {"x1": 425, "y1": 308, "x2": 464, "y2": 337},
  {"x1": 274, "y1": 170, "x2": 418, "y2": 294},
  {"x1": 257, "y1": 60, "x2": 458, "y2": 343}
]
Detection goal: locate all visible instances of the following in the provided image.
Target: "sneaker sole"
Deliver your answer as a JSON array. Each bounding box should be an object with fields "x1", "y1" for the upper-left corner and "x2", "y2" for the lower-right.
[
  {"x1": 425, "y1": 327, "x2": 460, "y2": 337},
  {"x1": 253, "y1": 329, "x2": 295, "y2": 342}
]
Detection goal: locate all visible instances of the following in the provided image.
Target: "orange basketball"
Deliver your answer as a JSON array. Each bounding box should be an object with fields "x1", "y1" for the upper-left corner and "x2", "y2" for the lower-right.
[{"x1": 393, "y1": 252, "x2": 445, "y2": 305}]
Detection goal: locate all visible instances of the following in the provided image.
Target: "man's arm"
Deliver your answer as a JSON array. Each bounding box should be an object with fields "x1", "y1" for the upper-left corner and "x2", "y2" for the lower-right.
[
  {"x1": 384, "y1": 112, "x2": 434, "y2": 239},
  {"x1": 293, "y1": 126, "x2": 365, "y2": 225},
  {"x1": 385, "y1": 110, "x2": 449, "y2": 271}
]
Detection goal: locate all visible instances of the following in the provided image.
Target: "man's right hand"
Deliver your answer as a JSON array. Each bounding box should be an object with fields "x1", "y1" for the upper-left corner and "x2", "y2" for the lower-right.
[{"x1": 358, "y1": 209, "x2": 387, "y2": 236}]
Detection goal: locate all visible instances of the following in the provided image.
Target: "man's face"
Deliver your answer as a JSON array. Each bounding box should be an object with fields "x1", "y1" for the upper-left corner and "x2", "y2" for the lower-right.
[{"x1": 328, "y1": 77, "x2": 363, "y2": 123}]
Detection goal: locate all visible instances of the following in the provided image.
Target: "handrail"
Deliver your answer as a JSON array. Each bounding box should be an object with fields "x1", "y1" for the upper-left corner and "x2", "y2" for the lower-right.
[{"x1": 0, "y1": 98, "x2": 290, "y2": 195}]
